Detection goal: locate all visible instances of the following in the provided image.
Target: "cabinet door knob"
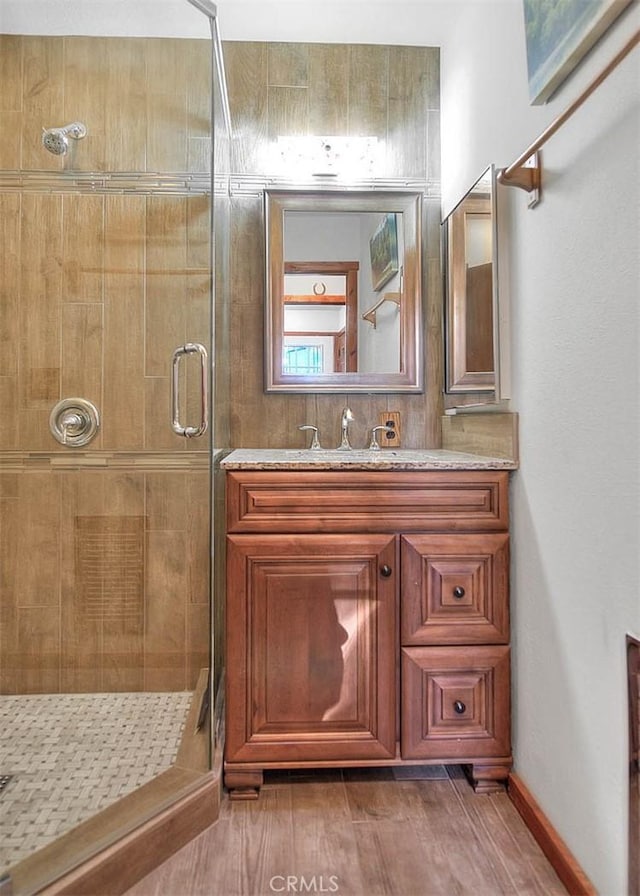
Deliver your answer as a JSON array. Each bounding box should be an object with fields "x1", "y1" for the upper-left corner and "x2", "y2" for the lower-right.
[
  {"x1": 380, "y1": 565, "x2": 393, "y2": 577},
  {"x1": 453, "y1": 586, "x2": 465, "y2": 599},
  {"x1": 453, "y1": 700, "x2": 466, "y2": 714}
]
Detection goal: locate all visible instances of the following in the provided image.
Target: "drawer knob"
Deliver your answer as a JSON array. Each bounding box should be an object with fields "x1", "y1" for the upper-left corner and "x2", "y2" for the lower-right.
[
  {"x1": 453, "y1": 586, "x2": 465, "y2": 599},
  {"x1": 380, "y1": 565, "x2": 393, "y2": 577},
  {"x1": 453, "y1": 700, "x2": 466, "y2": 714}
]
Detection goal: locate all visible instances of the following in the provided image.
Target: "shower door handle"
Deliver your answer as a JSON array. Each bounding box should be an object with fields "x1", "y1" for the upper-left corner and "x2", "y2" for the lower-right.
[{"x1": 171, "y1": 343, "x2": 209, "y2": 438}]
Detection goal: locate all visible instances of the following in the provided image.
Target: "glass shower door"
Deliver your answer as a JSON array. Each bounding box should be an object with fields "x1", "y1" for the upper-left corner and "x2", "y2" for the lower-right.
[{"x1": 0, "y1": 0, "x2": 227, "y2": 885}]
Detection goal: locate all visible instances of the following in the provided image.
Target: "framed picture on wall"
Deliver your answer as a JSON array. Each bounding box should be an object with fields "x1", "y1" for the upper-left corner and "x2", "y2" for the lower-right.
[
  {"x1": 523, "y1": 0, "x2": 632, "y2": 104},
  {"x1": 369, "y1": 213, "x2": 399, "y2": 292}
]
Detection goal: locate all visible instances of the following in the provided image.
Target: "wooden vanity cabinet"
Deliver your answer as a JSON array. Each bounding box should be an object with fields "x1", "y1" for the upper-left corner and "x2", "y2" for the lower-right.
[{"x1": 224, "y1": 470, "x2": 511, "y2": 799}]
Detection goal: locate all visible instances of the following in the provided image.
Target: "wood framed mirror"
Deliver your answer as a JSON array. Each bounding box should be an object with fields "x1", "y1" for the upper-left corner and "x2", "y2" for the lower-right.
[
  {"x1": 264, "y1": 190, "x2": 423, "y2": 393},
  {"x1": 443, "y1": 165, "x2": 498, "y2": 394}
]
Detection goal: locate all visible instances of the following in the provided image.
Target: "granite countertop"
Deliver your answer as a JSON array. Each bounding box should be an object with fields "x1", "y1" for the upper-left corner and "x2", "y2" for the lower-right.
[{"x1": 220, "y1": 448, "x2": 517, "y2": 471}]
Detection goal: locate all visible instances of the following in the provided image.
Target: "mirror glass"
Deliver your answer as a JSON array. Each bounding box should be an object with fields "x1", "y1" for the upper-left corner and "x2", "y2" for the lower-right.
[
  {"x1": 265, "y1": 190, "x2": 423, "y2": 393},
  {"x1": 443, "y1": 165, "x2": 498, "y2": 393}
]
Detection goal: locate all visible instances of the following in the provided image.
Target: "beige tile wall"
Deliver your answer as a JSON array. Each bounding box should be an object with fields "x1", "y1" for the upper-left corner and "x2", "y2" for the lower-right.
[
  {"x1": 0, "y1": 36, "x2": 211, "y2": 173},
  {"x1": 0, "y1": 35, "x2": 215, "y2": 695},
  {"x1": 222, "y1": 41, "x2": 443, "y2": 449}
]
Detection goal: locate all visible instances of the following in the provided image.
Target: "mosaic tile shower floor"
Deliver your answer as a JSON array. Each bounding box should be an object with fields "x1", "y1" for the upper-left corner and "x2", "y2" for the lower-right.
[{"x1": 0, "y1": 691, "x2": 192, "y2": 871}]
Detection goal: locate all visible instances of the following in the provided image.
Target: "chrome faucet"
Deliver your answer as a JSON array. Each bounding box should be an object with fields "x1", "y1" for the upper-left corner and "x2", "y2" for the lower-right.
[
  {"x1": 368, "y1": 424, "x2": 394, "y2": 451},
  {"x1": 298, "y1": 424, "x2": 322, "y2": 450},
  {"x1": 338, "y1": 407, "x2": 354, "y2": 450}
]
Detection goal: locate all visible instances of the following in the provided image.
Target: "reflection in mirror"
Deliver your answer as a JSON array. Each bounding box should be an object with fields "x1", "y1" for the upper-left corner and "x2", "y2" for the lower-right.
[
  {"x1": 265, "y1": 191, "x2": 422, "y2": 393},
  {"x1": 283, "y1": 261, "x2": 358, "y2": 374},
  {"x1": 444, "y1": 165, "x2": 498, "y2": 393}
]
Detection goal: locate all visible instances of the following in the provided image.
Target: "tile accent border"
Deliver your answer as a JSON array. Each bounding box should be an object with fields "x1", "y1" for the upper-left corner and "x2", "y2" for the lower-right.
[
  {"x1": 508, "y1": 772, "x2": 597, "y2": 896},
  {"x1": 0, "y1": 450, "x2": 210, "y2": 472},
  {"x1": 0, "y1": 171, "x2": 215, "y2": 195}
]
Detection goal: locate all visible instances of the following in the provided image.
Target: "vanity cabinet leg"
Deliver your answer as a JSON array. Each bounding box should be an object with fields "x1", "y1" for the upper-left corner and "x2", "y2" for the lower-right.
[
  {"x1": 465, "y1": 762, "x2": 511, "y2": 794},
  {"x1": 225, "y1": 768, "x2": 263, "y2": 800}
]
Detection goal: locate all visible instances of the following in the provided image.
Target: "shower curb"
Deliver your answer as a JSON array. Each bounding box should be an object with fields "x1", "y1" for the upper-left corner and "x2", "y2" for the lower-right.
[
  {"x1": 43, "y1": 771, "x2": 218, "y2": 896},
  {"x1": 12, "y1": 760, "x2": 222, "y2": 896}
]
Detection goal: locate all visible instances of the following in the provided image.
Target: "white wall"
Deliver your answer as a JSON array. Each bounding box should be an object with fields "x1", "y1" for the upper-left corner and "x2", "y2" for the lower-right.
[
  {"x1": 215, "y1": 0, "x2": 456, "y2": 45},
  {"x1": 442, "y1": 3, "x2": 640, "y2": 894},
  {"x1": 0, "y1": 0, "x2": 211, "y2": 37},
  {"x1": 0, "y1": 0, "x2": 458, "y2": 42}
]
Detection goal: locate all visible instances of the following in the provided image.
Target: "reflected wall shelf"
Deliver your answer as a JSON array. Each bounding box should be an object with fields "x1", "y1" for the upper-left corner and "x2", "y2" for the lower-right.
[{"x1": 362, "y1": 291, "x2": 401, "y2": 328}]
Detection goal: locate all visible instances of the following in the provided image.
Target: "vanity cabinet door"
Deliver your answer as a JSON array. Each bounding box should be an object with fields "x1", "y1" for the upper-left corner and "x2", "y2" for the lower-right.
[
  {"x1": 226, "y1": 533, "x2": 397, "y2": 765},
  {"x1": 401, "y1": 533, "x2": 509, "y2": 645}
]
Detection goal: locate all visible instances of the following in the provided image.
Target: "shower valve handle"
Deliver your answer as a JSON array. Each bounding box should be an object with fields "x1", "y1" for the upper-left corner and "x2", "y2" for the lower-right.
[{"x1": 49, "y1": 398, "x2": 100, "y2": 447}]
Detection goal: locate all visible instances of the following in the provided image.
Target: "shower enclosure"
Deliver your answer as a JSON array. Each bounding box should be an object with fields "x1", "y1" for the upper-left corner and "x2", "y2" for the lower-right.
[{"x1": 0, "y1": 0, "x2": 230, "y2": 892}]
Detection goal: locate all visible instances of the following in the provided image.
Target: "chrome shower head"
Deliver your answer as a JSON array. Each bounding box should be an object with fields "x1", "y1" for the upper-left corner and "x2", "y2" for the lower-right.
[
  {"x1": 42, "y1": 121, "x2": 87, "y2": 156},
  {"x1": 42, "y1": 128, "x2": 69, "y2": 155}
]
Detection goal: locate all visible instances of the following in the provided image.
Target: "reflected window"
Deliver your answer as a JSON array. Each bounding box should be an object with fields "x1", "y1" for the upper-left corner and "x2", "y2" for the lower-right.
[{"x1": 282, "y1": 344, "x2": 324, "y2": 375}]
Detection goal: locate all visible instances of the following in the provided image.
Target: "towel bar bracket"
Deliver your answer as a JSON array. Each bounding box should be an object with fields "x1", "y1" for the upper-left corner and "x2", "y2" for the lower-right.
[{"x1": 498, "y1": 151, "x2": 540, "y2": 208}]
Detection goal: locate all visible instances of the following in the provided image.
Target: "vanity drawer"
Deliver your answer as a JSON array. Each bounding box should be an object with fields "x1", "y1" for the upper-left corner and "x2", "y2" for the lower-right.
[
  {"x1": 401, "y1": 533, "x2": 509, "y2": 645},
  {"x1": 226, "y1": 471, "x2": 509, "y2": 534},
  {"x1": 401, "y1": 645, "x2": 511, "y2": 760}
]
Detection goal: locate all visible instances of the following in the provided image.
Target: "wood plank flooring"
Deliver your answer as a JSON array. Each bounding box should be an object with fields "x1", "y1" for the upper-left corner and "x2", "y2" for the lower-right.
[{"x1": 124, "y1": 765, "x2": 567, "y2": 896}]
